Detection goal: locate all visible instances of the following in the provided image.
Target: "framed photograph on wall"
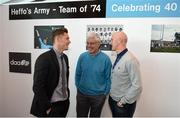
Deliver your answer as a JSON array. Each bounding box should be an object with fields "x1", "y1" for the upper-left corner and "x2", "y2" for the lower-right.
[
  {"x1": 87, "y1": 25, "x2": 123, "y2": 51},
  {"x1": 151, "y1": 25, "x2": 180, "y2": 53},
  {"x1": 34, "y1": 25, "x2": 64, "y2": 49}
]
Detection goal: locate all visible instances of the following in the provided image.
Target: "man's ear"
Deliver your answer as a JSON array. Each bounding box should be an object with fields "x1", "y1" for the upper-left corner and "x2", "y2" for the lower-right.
[
  {"x1": 57, "y1": 34, "x2": 64, "y2": 40},
  {"x1": 98, "y1": 42, "x2": 101, "y2": 49}
]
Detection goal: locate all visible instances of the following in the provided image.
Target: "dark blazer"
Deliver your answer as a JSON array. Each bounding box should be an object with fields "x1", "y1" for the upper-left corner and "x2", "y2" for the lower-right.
[{"x1": 30, "y1": 49, "x2": 70, "y2": 117}]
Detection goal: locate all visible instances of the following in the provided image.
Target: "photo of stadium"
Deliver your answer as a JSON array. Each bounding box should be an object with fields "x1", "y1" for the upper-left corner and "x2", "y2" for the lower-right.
[{"x1": 151, "y1": 25, "x2": 180, "y2": 53}]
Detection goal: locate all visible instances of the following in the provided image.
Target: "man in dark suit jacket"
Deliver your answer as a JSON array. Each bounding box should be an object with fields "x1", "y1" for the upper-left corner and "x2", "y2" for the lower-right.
[{"x1": 30, "y1": 28, "x2": 71, "y2": 117}]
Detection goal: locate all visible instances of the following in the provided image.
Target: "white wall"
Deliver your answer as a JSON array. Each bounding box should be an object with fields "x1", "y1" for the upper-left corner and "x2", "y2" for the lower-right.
[
  {"x1": 0, "y1": 6, "x2": 3, "y2": 116},
  {"x1": 0, "y1": 5, "x2": 180, "y2": 117}
]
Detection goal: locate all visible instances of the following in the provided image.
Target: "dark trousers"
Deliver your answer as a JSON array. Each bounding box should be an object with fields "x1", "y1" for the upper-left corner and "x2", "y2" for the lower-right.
[
  {"x1": 47, "y1": 99, "x2": 70, "y2": 117},
  {"x1": 76, "y1": 90, "x2": 106, "y2": 117},
  {"x1": 108, "y1": 96, "x2": 136, "y2": 118}
]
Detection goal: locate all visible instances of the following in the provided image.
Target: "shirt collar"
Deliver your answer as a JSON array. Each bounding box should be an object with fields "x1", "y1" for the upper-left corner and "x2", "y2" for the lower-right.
[
  {"x1": 88, "y1": 50, "x2": 101, "y2": 57},
  {"x1": 53, "y1": 47, "x2": 63, "y2": 58},
  {"x1": 117, "y1": 48, "x2": 128, "y2": 57}
]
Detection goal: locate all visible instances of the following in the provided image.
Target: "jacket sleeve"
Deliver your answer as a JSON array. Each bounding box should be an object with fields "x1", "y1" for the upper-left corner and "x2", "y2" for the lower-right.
[
  {"x1": 104, "y1": 57, "x2": 112, "y2": 95},
  {"x1": 33, "y1": 55, "x2": 51, "y2": 111},
  {"x1": 120, "y1": 59, "x2": 142, "y2": 104},
  {"x1": 75, "y1": 55, "x2": 82, "y2": 88}
]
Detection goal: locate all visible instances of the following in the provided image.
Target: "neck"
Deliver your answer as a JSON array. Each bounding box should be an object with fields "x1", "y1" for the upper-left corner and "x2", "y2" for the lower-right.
[
  {"x1": 89, "y1": 50, "x2": 100, "y2": 56},
  {"x1": 53, "y1": 45, "x2": 64, "y2": 54},
  {"x1": 116, "y1": 46, "x2": 126, "y2": 53}
]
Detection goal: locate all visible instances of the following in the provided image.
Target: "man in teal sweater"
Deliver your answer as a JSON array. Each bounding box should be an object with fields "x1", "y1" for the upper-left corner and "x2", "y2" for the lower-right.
[{"x1": 75, "y1": 32, "x2": 112, "y2": 117}]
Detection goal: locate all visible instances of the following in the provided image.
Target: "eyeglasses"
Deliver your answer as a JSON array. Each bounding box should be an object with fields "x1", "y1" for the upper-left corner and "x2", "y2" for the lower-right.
[{"x1": 86, "y1": 42, "x2": 98, "y2": 45}]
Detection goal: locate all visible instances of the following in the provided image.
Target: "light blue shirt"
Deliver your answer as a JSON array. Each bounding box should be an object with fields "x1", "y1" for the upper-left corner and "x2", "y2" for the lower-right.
[{"x1": 38, "y1": 37, "x2": 52, "y2": 49}]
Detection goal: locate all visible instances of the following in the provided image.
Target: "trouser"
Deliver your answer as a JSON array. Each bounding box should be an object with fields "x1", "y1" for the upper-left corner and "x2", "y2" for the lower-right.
[
  {"x1": 47, "y1": 99, "x2": 70, "y2": 117},
  {"x1": 108, "y1": 96, "x2": 136, "y2": 118},
  {"x1": 76, "y1": 90, "x2": 106, "y2": 117}
]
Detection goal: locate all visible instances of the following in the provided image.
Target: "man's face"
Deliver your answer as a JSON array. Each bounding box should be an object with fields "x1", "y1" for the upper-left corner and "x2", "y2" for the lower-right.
[
  {"x1": 86, "y1": 38, "x2": 100, "y2": 55},
  {"x1": 57, "y1": 33, "x2": 71, "y2": 50},
  {"x1": 111, "y1": 35, "x2": 119, "y2": 51}
]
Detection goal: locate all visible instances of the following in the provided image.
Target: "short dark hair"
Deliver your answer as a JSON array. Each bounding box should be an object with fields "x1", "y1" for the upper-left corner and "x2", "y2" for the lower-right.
[{"x1": 52, "y1": 27, "x2": 68, "y2": 43}]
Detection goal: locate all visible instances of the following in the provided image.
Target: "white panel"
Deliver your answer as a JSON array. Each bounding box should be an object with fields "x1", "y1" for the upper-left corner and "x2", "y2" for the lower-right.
[
  {"x1": 0, "y1": 6, "x2": 3, "y2": 116},
  {"x1": 0, "y1": 0, "x2": 10, "y2": 4},
  {"x1": 0, "y1": 5, "x2": 180, "y2": 117}
]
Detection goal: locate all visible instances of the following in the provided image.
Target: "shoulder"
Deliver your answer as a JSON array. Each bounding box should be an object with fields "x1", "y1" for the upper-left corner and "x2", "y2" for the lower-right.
[
  {"x1": 99, "y1": 51, "x2": 111, "y2": 60},
  {"x1": 37, "y1": 50, "x2": 51, "y2": 60},
  {"x1": 100, "y1": 51, "x2": 109, "y2": 57},
  {"x1": 35, "y1": 50, "x2": 52, "y2": 63},
  {"x1": 125, "y1": 51, "x2": 140, "y2": 66},
  {"x1": 34, "y1": 50, "x2": 52, "y2": 68},
  {"x1": 79, "y1": 51, "x2": 88, "y2": 59}
]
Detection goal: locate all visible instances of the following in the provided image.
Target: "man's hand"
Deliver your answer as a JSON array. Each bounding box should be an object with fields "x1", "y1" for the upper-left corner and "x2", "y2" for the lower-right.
[
  {"x1": 117, "y1": 101, "x2": 124, "y2": 107},
  {"x1": 46, "y1": 108, "x2": 51, "y2": 115}
]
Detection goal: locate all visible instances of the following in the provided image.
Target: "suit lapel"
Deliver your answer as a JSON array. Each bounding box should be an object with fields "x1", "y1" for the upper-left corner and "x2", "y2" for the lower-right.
[
  {"x1": 49, "y1": 49, "x2": 60, "y2": 75},
  {"x1": 63, "y1": 54, "x2": 69, "y2": 69}
]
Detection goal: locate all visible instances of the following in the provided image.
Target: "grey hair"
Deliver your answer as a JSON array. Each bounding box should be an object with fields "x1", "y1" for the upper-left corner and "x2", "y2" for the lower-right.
[{"x1": 87, "y1": 32, "x2": 101, "y2": 43}]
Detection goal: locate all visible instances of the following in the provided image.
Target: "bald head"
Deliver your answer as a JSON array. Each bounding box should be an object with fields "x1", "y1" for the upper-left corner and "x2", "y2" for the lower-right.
[
  {"x1": 113, "y1": 31, "x2": 128, "y2": 44},
  {"x1": 111, "y1": 31, "x2": 128, "y2": 51}
]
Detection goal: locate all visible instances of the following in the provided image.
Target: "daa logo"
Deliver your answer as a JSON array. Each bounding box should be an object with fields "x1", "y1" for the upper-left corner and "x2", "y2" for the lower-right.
[
  {"x1": 9, "y1": 52, "x2": 31, "y2": 74},
  {"x1": 10, "y1": 60, "x2": 30, "y2": 66}
]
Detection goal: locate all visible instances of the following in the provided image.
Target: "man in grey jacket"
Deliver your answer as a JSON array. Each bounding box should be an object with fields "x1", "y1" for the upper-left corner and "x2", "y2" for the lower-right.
[{"x1": 109, "y1": 31, "x2": 142, "y2": 117}]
